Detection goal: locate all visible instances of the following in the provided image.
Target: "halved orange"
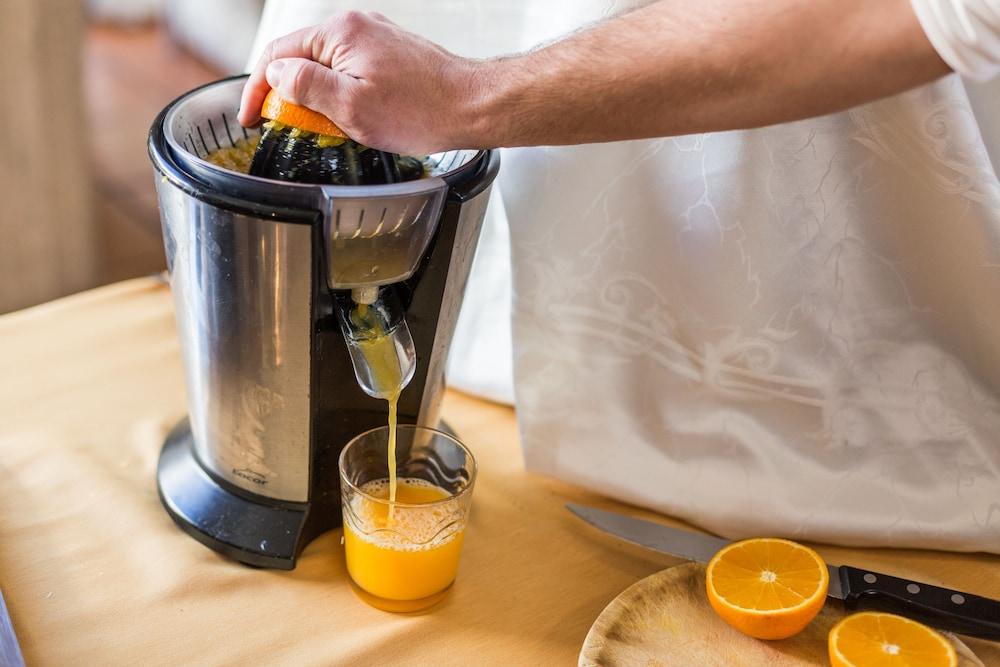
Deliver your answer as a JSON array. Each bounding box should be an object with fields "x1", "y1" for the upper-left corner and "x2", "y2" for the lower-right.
[
  {"x1": 260, "y1": 90, "x2": 348, "y2": 139},
  {"x1": 705, "y1": 537, "x2": 829, "y2": 639},
  {"x1": 829, "y1": 612, "x2": 957, "y2": 667}
]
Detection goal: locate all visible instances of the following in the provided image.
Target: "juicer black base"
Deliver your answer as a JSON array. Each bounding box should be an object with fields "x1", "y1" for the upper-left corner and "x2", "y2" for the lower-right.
[{"x1": 157, "y1": 419, "x2": 322, "y2": 570}]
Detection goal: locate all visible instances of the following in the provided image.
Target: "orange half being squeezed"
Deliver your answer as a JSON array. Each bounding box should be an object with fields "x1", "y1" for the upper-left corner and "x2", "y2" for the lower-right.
[{"x1": 260, "y1": 90, "x2": 348, "y2": 138}]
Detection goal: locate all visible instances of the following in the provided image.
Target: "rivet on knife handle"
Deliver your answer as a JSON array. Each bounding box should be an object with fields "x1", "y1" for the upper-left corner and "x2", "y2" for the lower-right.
[{"x1": 838, "y1": 565, "x2": 1000, "y2": 640}]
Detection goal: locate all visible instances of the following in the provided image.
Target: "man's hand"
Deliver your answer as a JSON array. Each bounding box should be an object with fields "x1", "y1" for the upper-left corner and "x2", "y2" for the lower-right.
[{"x1": 238, "y1": 11, "x2": 483, "y2": 154}]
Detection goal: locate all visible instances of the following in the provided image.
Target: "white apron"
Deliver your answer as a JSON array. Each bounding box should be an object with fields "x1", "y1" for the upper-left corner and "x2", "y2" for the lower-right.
[{"x1": 252, "y1": 1, "x2": 1000, "y2": 553}]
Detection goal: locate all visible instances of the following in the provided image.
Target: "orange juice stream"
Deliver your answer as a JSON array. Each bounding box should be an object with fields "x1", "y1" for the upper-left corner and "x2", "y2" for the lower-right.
[
  {"x1": 386, "y1": 390, "x2": 399, "y2": 514},
  {"x1": 351, "y1": 303, "x2": 404, "y2": 516}
]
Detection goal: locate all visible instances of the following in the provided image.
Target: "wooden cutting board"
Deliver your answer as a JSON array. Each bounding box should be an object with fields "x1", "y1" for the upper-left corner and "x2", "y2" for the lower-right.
[{"x1": 580, "y1": 563, "x2": 999, "y2": 666}]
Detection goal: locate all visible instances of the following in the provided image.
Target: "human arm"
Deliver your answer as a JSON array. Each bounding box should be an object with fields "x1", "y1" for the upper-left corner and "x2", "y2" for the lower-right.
[{"x1": 239, "y1": 0, "x2": 951, "y2": 154}]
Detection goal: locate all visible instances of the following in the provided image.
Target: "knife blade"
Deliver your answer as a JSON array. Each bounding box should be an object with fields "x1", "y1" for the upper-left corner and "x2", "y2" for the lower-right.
[
  {"x1": 0, "y1": 589, "x2": 25, "y2": 667},
  {"x1": 568, "y1": 503, "x2": 1000, "y2": 640}
]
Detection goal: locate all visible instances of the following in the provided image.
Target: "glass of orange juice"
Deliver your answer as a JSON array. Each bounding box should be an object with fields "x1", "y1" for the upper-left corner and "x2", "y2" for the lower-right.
[{"x1": 339, "y1": 425, "x2": 476, "y2": 612}]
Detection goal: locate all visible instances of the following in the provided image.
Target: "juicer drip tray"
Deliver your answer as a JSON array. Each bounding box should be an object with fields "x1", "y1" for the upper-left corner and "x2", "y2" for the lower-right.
[{"x1": 157, "y1": 419, "x2": 311, "y2": 570}]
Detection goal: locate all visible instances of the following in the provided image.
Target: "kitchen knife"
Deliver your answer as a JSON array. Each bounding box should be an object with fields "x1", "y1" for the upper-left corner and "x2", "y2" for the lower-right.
[
  {"x1": 568, "y1": 503, "x2": 1000, "y2": 640},
  {"x1": 0, "y1": 589, "x2": 25, "y2": 667}
]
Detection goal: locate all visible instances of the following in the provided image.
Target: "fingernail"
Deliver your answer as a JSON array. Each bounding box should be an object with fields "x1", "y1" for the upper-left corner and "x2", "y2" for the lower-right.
[{"x1": 266, "y1": 60, "x2": 286, "y2": 86}]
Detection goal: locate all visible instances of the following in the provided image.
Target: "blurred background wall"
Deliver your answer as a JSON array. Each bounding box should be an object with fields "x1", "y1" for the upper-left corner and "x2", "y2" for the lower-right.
[
  {"x1": 0, "y1": 0, "x2": 263, "y2": 314},
  {"x1": 1, "y1": 0, "x2": 96, "y2": 313}
]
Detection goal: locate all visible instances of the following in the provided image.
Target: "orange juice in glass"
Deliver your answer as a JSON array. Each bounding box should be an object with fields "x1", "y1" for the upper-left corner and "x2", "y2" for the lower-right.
[{"x1": 339, "y1": 425, "x2": 476, "y2": 612}]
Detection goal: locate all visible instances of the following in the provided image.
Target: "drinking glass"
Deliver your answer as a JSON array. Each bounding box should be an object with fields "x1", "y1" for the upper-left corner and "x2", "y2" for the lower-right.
[{"x1": 339, "y1": 425, "x2": 476, "y2": 612}]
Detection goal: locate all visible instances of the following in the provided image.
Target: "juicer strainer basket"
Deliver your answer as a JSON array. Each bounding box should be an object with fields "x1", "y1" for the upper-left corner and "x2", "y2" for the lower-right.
[{"x1": 158, "y1": 76, "x2": 485, "y2": 288}]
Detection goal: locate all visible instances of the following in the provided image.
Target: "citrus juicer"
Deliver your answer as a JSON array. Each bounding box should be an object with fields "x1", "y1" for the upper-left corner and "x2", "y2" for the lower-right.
[{"x1": 148, "y1": 76, "x2": 498, "y2": 569}]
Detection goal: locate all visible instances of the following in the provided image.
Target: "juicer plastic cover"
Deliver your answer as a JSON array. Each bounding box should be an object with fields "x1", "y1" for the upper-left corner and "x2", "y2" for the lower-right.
[{"x1": 156, "y1": 75, "x2": 487, "y2": 288}]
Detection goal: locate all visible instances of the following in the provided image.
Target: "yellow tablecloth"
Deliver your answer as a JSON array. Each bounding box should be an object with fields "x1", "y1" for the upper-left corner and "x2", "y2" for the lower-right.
[{"x1": 1, "y1": 278, "x2": 998, "y2": 666}]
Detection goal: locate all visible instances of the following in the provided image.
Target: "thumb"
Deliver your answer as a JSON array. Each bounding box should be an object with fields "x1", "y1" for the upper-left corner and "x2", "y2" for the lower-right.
[{"x1": 265, "y1": 57, "x2": 350, "y2": 119}]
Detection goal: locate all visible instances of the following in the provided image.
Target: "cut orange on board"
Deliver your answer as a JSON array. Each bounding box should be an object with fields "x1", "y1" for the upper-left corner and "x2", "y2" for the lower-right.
[
  {"x1": 260, "y1": 90, "x2": 348, "y2": 138},
  {"x1": 828, "y1": 612, "x2": 957, "y2": 667},
  {"x1": 705, "y1": 537, "x2": 829, "y2": 640}
]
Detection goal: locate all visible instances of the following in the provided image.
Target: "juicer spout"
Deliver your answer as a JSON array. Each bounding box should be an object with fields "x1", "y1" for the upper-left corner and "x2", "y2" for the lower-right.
[
  {"x1": 335, "y1": 286, "x2": 416, "y2": 400},
  {"x1": 351, "y1": 286, "x2": 379, "y2": 306}
]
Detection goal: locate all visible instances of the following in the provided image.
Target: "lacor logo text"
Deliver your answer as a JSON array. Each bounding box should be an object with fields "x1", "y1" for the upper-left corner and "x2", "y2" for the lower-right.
[{"x1": 233, "y1": 468, "x2": 268, "y2": 486}]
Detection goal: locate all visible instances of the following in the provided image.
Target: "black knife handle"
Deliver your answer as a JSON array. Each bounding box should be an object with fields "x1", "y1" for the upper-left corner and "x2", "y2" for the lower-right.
[{"x1": 839, "y1": 565, "x2": 1000, "y2": 640}]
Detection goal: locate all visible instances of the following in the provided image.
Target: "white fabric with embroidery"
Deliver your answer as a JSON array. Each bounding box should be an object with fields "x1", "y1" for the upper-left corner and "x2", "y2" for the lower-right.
[{"x1": 252, "y1": 0, "x2": 1000, "y2": 553}]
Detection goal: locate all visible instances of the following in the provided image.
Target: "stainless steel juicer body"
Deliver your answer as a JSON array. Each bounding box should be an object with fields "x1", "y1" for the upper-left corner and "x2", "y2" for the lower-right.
[{"x1": 148, "y1": 76, "x2": 498, "y2": 569}]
